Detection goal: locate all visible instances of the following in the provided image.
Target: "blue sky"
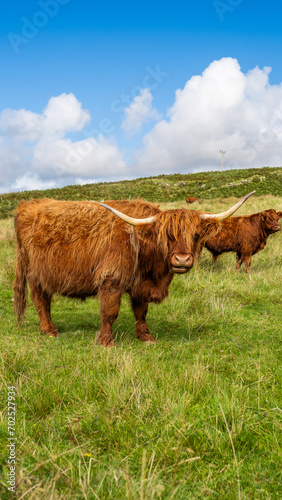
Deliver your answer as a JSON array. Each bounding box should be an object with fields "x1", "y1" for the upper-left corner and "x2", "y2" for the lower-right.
[{"x1": 1, "y1": 0, "x2": 282, "y2": 192}]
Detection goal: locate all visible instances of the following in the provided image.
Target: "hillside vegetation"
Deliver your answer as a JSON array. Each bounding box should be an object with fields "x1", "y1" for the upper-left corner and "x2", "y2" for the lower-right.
[{"x1": 1, "y1": 166, "x2": 281, "y2": 218}]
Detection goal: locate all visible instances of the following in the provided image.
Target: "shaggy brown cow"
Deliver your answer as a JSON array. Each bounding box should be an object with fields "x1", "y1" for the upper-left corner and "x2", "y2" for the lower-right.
[
  {"x1": 13, "y1": 193, "x2": 254, "y2": 346},
  {"x1": 186, "y1": 196, "x2": 199, "y2": 204},
  {"x1": 203, "y1": 209, "x2": 282, "y2": 273}
]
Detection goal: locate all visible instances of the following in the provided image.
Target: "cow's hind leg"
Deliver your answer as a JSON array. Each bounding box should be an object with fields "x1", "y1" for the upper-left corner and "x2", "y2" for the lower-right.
[
  {"x1": 98, "y1": 287, "x2": 122, "y2": 346},
  {"x1": 29, "y1": 283, "x2": 58, "y2": 337},
  {"x1": 131, "y1": 298, "x2": 156, "y2": 343}
]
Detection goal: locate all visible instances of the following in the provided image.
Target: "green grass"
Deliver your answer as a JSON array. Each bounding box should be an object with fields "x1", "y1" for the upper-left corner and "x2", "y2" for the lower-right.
[{"x1": 0, "y1": 190, "x2": 282, "y2": 499}]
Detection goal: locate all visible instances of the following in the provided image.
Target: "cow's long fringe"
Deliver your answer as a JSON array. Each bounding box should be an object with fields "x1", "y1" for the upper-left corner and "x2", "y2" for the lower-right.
[{"x1": 13, "y1": 237, "x2": 27, "y2": 327}]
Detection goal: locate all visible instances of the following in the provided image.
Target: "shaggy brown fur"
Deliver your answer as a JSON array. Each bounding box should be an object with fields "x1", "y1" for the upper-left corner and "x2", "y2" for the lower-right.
[
  {"x1": 203, "y1": 209, "x2": 282, "y2": 273},
  {"x1": 14, "y1": 198, "x2": 224, "y2": 346}
]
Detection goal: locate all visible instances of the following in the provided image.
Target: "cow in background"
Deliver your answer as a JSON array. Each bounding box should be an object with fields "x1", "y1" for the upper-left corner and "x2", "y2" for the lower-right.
[
  {"x1": 13, "y1": 193, "x2": 254, "y2": 346},
  {"x1": 186, "y1": 196, "x2": 199, "y2": 204},
  {"x1": 203, "y1": 209, "x2": 282, "y2": 273}
]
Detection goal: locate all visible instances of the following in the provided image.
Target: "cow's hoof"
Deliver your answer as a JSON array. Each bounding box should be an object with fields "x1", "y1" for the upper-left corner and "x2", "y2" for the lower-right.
[
  {"x1": 137, "y1": 333, "x2": 156, "y2": 343},
  {"x1": 96, "y1": 331, "x2": 116, "y2": 347},
  {"x1": 44, "y1": 329, "x2": 59, "y2": 338},
  {"x1": 100, "y1": 339, "x2": 116, "y2": 347}
]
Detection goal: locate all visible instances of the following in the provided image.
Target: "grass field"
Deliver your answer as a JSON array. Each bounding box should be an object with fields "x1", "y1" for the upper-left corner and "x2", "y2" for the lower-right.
[{"x1": 0, "y1": 182, "x2": 282, "y2": 498}]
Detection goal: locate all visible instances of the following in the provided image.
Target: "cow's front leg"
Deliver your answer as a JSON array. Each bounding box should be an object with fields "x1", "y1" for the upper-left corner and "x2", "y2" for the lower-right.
[
  {"x1": 243, "y1": 255, "x2": 252, "y2": 274},
  {"x1": 236, "y1": 252, "x2": 243, "y2": 271},
  {"x1": 131, "y1": 297, "x2": 156, "y2": 343},
  {"x1": 98, "y1": 287, "x2": 122, "y2": 346}
]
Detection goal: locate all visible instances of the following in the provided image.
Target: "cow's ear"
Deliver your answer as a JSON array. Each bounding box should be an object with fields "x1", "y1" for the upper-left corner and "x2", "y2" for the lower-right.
[
  {"x1": 278, "y1": 211, "x2": 282, "y2": 219},
  {"x1": 261, "y1": 213, "x2": 266, "y2": 221}
]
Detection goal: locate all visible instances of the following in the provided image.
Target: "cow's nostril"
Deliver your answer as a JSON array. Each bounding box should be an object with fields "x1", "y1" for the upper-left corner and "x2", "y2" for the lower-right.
[
  {"x1": 173, "y1": 253, "x2": 194, "y2": 267},
  {"x1": 185, "y1": 255, "x2": 194, "y2": 266}
]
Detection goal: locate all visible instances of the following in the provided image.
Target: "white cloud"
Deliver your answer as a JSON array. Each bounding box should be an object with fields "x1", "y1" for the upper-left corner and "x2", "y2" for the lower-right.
[
  {"x1": 0, "y1": 109, "x2": 43, "y2": 142},
  {"x1": 43, "y1": 93, "x2": 90, "y2": 136},
  {"x1": 11, "y1": 174, "x2": 57, "y2": 192},
  {"x1": 0, "y1": 93, "x2": 126, "y2": 193},
  {"x1": 121, "y1": 88, "x2": 161, "y2": 136},
  {"x1": 134, "y1": 58, "x2": 282, "y2": 175}
]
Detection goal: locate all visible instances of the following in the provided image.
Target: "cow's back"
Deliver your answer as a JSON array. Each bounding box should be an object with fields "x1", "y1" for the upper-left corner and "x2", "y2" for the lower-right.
[{"x1": 205, "y1": 216, "x2": 243, "y2": 253}]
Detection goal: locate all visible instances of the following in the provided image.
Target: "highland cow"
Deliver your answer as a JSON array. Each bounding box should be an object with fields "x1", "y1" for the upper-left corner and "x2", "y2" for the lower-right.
[
  {"x1": 13, "y1": 193, "x2": 254, "y2": 346},
  {"x1": 203, "y1": 209, "x2": 282, "y2": 273}
]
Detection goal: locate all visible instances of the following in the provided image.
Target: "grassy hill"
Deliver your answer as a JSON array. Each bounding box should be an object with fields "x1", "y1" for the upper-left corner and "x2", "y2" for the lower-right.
[
  {"x1": 0, "y1": 168, "x2": 281, "y2": 498},
  {"x1": 1, "y1": 166, "x2": 282, "y2": 219}
]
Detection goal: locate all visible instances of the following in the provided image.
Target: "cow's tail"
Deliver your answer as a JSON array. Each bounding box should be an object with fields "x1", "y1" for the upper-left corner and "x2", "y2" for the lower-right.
[{"x1": 13, "y1": 238, "x2": 28, "y2": 328}]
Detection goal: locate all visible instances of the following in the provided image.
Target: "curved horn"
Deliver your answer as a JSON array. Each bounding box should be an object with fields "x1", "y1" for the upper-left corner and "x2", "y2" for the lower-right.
[
  {"x1": 200, "y1": 191, "x2": 255, "y2": 221},
  {"x1": 99, "y1": 203, "x2": 157, "y2": 226}
]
